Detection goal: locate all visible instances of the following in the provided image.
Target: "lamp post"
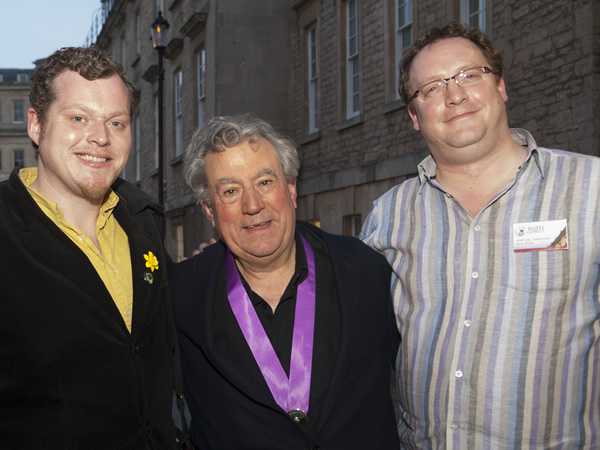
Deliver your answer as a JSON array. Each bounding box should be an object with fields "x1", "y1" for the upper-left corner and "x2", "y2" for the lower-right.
[{"x1": 150, "y1": 10, "x2": 170, "y2": 205}]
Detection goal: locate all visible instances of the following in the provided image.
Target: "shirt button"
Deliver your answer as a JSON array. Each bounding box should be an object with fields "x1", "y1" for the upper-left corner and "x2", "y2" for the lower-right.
[
  {"x1": 455, "y1": 370, "x2": 463, "y2": 378},
  {"x1": 450, "y1": 423, "x2": 458, "y2": 430},
  {"x1": 472, "y1": 272, "x2": 479, "y2": 279},
  {"x1": 474, "y1": 225, "x2": 481, "y2": 232},
  {"x1": 78, "y1": 235, "x2": 83, "y2": 241},
  {"x1": 445, "y1": 193, "x2": 452, "y2": 198},
  {"x1": 126, "y1": 309, "x2": 131, "y2": 316},
  {"x1": 464, "y1": 320, "x2": 472, "y2": 327}
]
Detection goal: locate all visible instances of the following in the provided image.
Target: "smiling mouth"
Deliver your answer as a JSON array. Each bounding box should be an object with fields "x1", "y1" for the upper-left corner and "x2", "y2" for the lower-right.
[
  {"x1": 447, "y1": 110, "x2": 476, "y2": 122},
  {"x1": 245, "y1": 221, "x2": 268, "y2": 229},
  {"x1": 78, "y1": 154, "x2": 108, "y2": 163}
]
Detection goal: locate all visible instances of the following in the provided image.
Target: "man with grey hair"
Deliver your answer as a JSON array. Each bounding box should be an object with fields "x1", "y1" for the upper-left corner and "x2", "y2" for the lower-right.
[{"x1": 168, "y1": 113, "x2": 400, "y2": 449}]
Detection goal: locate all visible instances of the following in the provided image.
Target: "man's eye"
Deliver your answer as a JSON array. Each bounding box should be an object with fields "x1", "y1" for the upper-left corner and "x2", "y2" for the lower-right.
[
  {"x1": 423, "y1": 84, "x2": 439, "y2": 97},
  {"x1": 73, "y1": 116, "x2": 84, "y2": 122}
]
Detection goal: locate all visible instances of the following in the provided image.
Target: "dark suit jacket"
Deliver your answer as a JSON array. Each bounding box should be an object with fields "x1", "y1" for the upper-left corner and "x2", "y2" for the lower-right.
[
  {"x1": 169, "y1": 221, "x2": 400, "y2": 449},
  {"x1": 0, "y1": 169, "x2": 177, "y2": 449}
]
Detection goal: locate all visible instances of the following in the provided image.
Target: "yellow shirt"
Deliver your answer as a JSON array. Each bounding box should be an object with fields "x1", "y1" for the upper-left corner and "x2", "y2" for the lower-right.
[{"x1": 20, "y1": 168, "x2": 134, "y2": 331}]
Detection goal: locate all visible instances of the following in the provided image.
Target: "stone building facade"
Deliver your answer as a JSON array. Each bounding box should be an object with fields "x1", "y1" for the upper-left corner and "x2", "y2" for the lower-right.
[
  {"x1": 291, "y1": 0, "x2": 599, "y2": 233},
  {"x1": 0, "y1": 69, "x2": 36, "y2": 182},
  {"x1": 90, "y1": 0, "x2": 599, "y2": 256},
  {"x1": 92, "y1": 0, "x2": 293, "y2": 259}
]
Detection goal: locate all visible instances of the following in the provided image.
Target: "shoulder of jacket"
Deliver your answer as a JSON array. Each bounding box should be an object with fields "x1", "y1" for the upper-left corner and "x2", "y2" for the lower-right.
[{"x1": 112, "y1": 178, "x2": 163, "y2": 215}]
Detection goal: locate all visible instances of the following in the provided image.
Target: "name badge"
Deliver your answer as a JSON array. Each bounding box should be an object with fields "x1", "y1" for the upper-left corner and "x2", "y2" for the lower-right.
[{"x1": 513, "y1": 219, "x2": 568, "y2": 253}]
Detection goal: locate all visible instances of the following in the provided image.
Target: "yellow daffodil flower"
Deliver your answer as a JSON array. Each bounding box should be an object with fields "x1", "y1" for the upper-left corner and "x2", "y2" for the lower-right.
[{"x1": 144, "y1": 251, "x2": 159, "y2": 272}]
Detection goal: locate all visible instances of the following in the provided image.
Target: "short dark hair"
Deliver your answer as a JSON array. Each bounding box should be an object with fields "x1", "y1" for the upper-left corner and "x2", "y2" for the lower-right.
[
  {"x1": 30, "y1": 46, "x2": 137, "y2": 150},
  {"x1": 398, "y1": 22, "x2": 504, "y2": 104},
  {"x1": 184, "y1": 113, "x2": 300, "y2": 205}
]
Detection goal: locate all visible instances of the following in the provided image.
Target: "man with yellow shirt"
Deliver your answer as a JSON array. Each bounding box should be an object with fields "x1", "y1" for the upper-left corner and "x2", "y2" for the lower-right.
[{"x1": 0, "y1": 47, "x2": 179, "y2": 449}]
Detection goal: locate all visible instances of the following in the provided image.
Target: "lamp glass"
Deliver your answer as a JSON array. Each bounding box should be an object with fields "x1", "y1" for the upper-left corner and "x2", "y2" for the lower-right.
[{"x1": 151, "y1": 11, "x2": 170, "y2": 49}]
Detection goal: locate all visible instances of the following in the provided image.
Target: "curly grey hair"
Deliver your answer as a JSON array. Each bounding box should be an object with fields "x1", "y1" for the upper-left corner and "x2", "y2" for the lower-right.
[{"x1": 184, "y1": 113, "x2": 300, "y2": 204}]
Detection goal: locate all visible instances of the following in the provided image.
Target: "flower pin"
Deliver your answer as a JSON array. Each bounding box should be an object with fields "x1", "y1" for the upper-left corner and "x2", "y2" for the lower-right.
[
  {"x1": 143, "y1": 251, "x2": 159, "y2": 285},
  {"x1": 144, "y1": 251, "x2": 159, "y2": 272}
]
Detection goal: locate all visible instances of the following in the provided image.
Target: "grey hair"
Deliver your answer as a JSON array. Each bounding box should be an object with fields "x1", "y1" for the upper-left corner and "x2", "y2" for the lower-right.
[{"x1": 184, "y1": 113, "x2": 300, "y2": 205}]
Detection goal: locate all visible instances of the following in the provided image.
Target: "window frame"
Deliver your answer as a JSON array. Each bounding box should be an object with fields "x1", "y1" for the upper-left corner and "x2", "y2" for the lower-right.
[
  {"x1": 174, "y1": 70, "x2": 183, "y2": 157},
  {"x1": 197, "y1": 48, "x2": 206, "y2": 126},
  {"x1": 307, "y1": 23, "x2": 319, "y2": 133},
  {"x1": 461, "y1": 0, "x2": 486, "y2": 31},
  {"x1": 394, "y1": 0, "x2": 413, "y2": 100},
  {"x1": 345, "y1": 0, "x2": 360, "y2": 119},
  {"x1": 12, "y1": 100, "x2": 24, "y2": 124},
  {"x1": 13, "y1": 149, "x2": 24, "y2": 169},
  {"x1": 136, "y1": 13, "x2": 141, "y2": 56}
]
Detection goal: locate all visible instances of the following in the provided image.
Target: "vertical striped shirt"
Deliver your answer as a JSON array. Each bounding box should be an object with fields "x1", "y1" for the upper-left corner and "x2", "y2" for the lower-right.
[{"x1": 361, "y1": 129, "x2": 600, "y2": 449}]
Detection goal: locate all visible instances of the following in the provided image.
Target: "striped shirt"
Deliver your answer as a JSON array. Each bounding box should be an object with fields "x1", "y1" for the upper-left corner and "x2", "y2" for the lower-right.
[{"x1": 360, "y1": 129, "x2": 600, "y2": 449}]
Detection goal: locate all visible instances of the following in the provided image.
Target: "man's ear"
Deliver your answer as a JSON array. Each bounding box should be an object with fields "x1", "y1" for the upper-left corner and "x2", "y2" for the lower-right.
[
  {"x1": 408, "y1": 105, "x2": 420, "y2": 131},
  {"x1": 27, "y1": 108, "x2": 41, "y2": 145},
  {"x1": 202, "y1": 201, "x2": 216, "y2": 228},
  {"x1": 497, "y1": 76, "x2": 509, "y2": 103},
  {"x1": 288, "y1": 181, "x2": 297, "y2": 209}
]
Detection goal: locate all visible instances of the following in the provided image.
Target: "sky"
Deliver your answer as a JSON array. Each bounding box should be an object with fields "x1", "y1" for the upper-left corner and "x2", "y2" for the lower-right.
[{"x1": 1, "y1": 0, "x2": 102, "y2": 68}]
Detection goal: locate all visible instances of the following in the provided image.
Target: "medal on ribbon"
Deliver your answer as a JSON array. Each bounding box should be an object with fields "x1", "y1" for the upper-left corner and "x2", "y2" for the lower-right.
[{"x1": 225, "y1": 235, "x2": 316, "y2": 428}]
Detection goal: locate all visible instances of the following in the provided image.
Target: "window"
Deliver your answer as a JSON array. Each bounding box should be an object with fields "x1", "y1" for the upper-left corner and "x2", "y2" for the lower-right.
[
  {"x1": 461, "y1": 0, "x2": 486, "y2": 31},
  {"x1": 13, "y1": 100, "x2": 24, "y2": 123},
  {"x1": 121, "y1": 36, "x2": 127, "y2": 68},
  {"x1": 174, "y1": 70, "x2": 183, "y2": 157},
  {"x1": 0, "y1": 74, "x2": 4, "y2": 82},
  {"x1": 307, "y1": 24, "x2": 319, "y2": 133},
  {"x1": 136, "y1": 14, "x2": 141, "y2": 56},
  {"x1": 197, "y1": 49, "x2": 206, "y2": 126},
  {"x1": 135, "y1": 119, "x2": 141, "y2": 181},
  {"x1": 173, "y1": 223, "x2": 185, "y2": 262},
  {"x1": 345, "y1": 0, "x2": 360, "y2": 118},
  {"x1": 297, "y1": 1, "x2": 319, "y2": 133},
  {"x1": 308, "y1": 219, "x2": 321, "y2": 228},
  {"x1": 13, "y1": 150, "x2": 24, "y2": 169},
  {"x1": 395, "y1": 0, "x2": 412, "y2": 99},
  {"x1": 17, "y1": 74, "x2": 29, "y2": 82},
  {"x1": 343, "y1": 214, "x2": 362, "y2": 237}
]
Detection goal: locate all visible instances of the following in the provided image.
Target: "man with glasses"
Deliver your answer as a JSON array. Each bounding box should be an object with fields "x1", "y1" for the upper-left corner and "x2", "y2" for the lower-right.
[{"x1": 361, "y1": 22, "x2": 600, "y2": 449}]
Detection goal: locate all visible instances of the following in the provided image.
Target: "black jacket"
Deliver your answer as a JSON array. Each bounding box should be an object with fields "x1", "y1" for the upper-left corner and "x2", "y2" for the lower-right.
[
  {"x1": 0, "y1": 169, "x2": 177, "y2": 449},
  {"x1": 169, "y1": 221, "x2": 400, "y2": 449}
]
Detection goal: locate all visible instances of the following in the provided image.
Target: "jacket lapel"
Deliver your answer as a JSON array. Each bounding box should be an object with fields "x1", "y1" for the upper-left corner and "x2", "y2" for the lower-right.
[
  {"x1": 309, "y1": 232, "x2": 361, "y2": 438},
  {"x1": 25, "y1": 211, "x2": 127, "y2": 331},
  {"x1": 188, "y1": 244, "x2": 284, "y2": 413},
  {"x1": 113, "y1": 201, "x2": 160, "y2": 336}
]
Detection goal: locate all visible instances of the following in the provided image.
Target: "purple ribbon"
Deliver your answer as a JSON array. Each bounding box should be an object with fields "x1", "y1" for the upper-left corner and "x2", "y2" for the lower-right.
[{"x1": 225, "y1": 235, "x2": 316, "y2": 415}]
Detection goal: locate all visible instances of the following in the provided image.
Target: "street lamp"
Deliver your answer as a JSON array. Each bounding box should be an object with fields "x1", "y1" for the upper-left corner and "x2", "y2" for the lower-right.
[{"x1": 150, "y1": 10, "x2": 170, "y2": 205}]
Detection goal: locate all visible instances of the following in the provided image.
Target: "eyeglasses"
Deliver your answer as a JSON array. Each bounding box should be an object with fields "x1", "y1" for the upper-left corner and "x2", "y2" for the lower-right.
[{"x1": 409, "y1": 66, "x2": 497, "y2": 103}]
